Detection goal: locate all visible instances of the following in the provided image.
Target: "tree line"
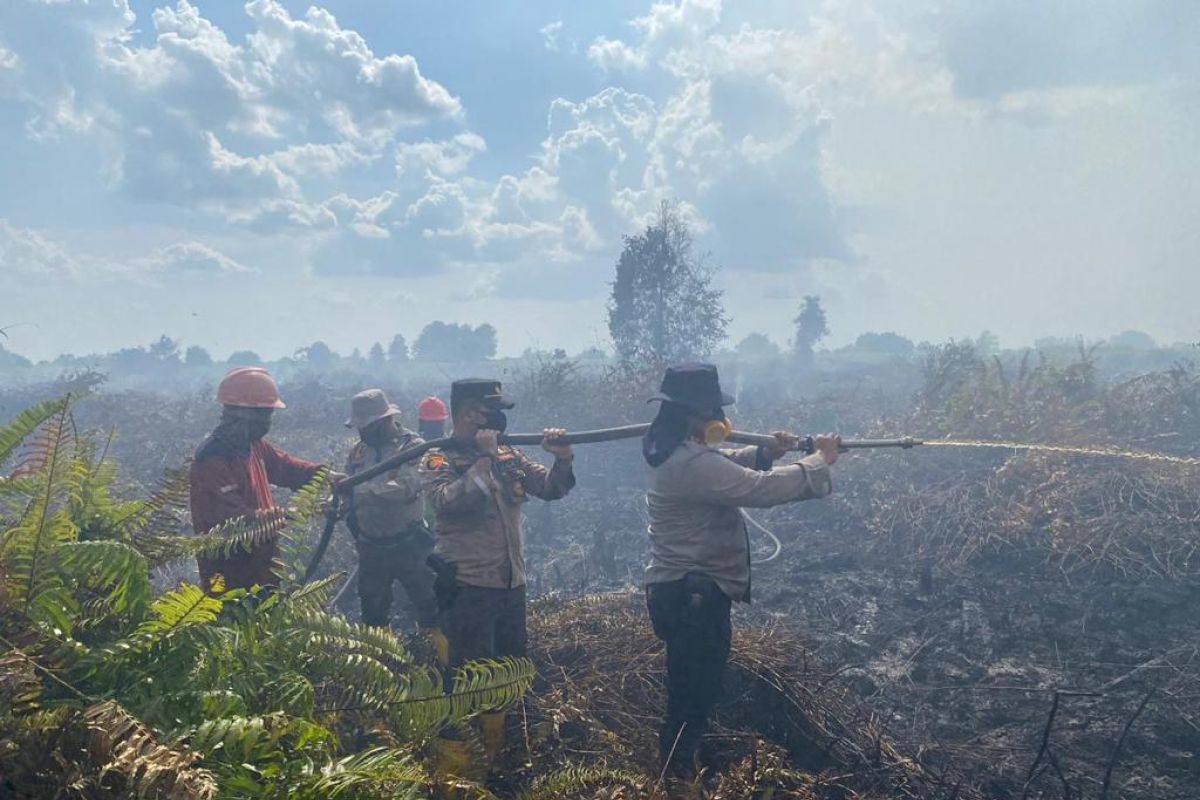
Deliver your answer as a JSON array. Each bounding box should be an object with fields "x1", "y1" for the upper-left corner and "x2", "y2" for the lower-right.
[{"x1": 1, "y1": 198, "x2": 1169, "y2": 377}]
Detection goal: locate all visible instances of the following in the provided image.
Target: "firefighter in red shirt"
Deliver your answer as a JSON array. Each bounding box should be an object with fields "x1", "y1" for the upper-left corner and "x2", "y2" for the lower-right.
[{"x1": 189, "y1": 367, "x2": 343, "y2": 593}]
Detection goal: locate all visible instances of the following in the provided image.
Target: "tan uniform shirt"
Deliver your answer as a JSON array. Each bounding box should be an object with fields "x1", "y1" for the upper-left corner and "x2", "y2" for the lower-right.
[
  {"x1": 420, "y1": 439, "x2": 575, "y2": 589},
  {"x1": 645, "y1": 442, "x2": 833, "y2": 601},
  {"x1": 344, "y1": 429, "x2": 426, "y2": 539}
]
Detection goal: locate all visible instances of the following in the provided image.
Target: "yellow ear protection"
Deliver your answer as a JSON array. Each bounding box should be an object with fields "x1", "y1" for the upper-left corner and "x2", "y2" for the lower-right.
[{"x1": 702, "y1": 413, "x2": 733, "y2": 445}]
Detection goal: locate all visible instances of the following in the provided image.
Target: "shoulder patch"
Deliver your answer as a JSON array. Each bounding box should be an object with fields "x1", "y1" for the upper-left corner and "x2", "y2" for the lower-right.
[{"x1": 423, "y1": 451, "x2": 449, "y2": 470}]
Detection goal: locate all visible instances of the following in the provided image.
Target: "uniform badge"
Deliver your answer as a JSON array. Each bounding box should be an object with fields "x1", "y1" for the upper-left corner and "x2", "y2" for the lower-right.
[{"x1": 423, "y1": 452, "x2": 448, "y2": 470}]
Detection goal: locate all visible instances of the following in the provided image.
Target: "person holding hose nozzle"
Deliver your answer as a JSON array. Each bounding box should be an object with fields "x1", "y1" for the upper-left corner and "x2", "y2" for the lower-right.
[
  {"x1": 342, "y1": 389, "x2": 443, "y2": 653},
  {"x1": 420, "y1": 378, "x2": 575, "y2": 781},
  {"x1": 643, "y1": 363, "x2": 840, "y2": 783}
]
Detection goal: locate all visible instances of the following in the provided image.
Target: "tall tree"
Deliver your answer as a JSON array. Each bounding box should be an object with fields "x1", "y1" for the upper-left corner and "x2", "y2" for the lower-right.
[
  {"x1": 735, "y1": 332, "x2": 781, "y2": 361},
  {"x1": 298, "y1": 341, "x2": 337, "y2": 369},
  {"x1": 387, "y1": 334, "x2": 409, "y2": 362},
  {"x1": 184, "y1": 345, "x2": 213, "y2": 367},
  {"x1": 148, "y1": 335, "x2": 181, "y2": 364},
  {"x1": 368, "y1": 342, "x2": 386, "y2": 368},
  {"x1": 792, "y1": 295, "x2": 828, "y2": 365},
  {"x1": 413, "y1": 322, "x2": 497, "y2": 361},
  {"x1": 473, "y1": 323, "x2": 498, "y2": 359},
  {"x1": 227, "y1": 350, "x2": 262, "y2": 366},
  {"x1": 607, "y1": 200, "x2": 727, "y2": 367}
]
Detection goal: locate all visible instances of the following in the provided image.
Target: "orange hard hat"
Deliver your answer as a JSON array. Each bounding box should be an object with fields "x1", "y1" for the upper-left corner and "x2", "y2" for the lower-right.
[
  {"x1": 217, "y1": 367, "x2": 286, "y2": 409},
  {"x1": 418, "y1": 395, "x2": 449, "y2": 422}
]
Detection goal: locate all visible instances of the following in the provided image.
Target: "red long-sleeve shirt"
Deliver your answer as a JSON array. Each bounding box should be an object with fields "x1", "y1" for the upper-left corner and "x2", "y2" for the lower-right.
[{"x1": 189, "y1": 437, "x2": 322, "y2": 591}]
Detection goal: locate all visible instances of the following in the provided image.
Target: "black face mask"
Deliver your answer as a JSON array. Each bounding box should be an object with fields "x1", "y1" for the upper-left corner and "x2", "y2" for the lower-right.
[
  {"x1": 360, "y1": 417, "x2": 396, "y2": 447},
  {"x1": 481, "y1": 409, "x2": 508, "y2": 433},
  {"x1": 246, "y1": 418, "x2": 271, "y2": 442}
]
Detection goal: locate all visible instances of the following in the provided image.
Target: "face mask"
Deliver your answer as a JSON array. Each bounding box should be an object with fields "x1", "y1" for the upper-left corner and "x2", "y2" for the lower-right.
[
  {"x1": 360, "y1": 417, "x2": 395, "y2": 446},
  {"x1": 481, "y1": 409, "x2": 508, "y2": 433},
  {"x1": 702, "y1": 417, "x2": 733, "y2": 445},
  {"x1": 246, "y1": 418, "x2": 271, "y2": 442}
]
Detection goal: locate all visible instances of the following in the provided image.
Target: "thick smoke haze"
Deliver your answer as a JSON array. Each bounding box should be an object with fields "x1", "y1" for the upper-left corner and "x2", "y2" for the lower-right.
[{"x1": 0, "y1": 0, "x2": 1196, "y2": 361}]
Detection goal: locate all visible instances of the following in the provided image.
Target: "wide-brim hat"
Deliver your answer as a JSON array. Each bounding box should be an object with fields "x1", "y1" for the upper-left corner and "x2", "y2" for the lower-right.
[
  {"x1": 647, "y1": 362, "x2": 735, "y2": 412},
  {"x1": 346, "y1": 388, "x2": 402, "y2": 429},
  {"x1": 450, "y1": 378, "x2": 515, "y2": 410}
]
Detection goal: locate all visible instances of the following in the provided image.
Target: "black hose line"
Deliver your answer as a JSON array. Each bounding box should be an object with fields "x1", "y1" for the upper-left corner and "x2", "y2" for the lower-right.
[
  {"x1": 302, "y1": 426, "x2": 921, "y2": 584},
  {"x1": 335, "y1": 425, "x2": 922, "y2": 493}
]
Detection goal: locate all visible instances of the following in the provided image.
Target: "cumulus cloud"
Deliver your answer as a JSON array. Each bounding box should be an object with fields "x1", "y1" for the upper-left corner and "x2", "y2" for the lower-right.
[
  {"x1": 395, "y1": 133, "x2": 487, "y2": 179},
  {"x1": 587, "y1": 37, "x2": 647, "y2": 72},
  {"x1": 141, "y1": 242, "x2": 254, "y2": 274},
  {"x1": 0, "y1": 219, "x2": 250, "y2": 286},
  {"x1": 0, "y1": 219, "x2": 80, "y2": 278},
  {"x1": 0, "y1": 0, "x2": 460, "y2": 217}
]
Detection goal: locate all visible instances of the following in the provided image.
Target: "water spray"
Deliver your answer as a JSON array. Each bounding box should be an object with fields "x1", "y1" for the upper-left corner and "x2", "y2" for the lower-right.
[
  {"x1": 302, "y1": 425, "x2": 1199, "y2": 583},
  {"x1": 923, "y1": 439, "x2": 1200, "y2": 467}
]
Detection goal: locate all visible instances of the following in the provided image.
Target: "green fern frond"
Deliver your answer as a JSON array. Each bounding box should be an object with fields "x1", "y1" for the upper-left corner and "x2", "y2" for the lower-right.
[
  {"x1": 11, "y1": 397, "x2": 77, "y2": 480},
  {"x1": 305, "y1": 650, "x2": 400, "y2": 711},
  {"x1": 0, "y1": 651, "x2": 44, "y2": 717},
  {"x1": 0, "y1": 396, "x2": 69, "y2": 468},
  {"x1": 289, "y1": 469, "x2": 330, "y2": 527},
  {"x1": 116, "y1": 463, "x2": 192, "y2": 539},
  {"x1": 83, "y1": 700, "x2": 219, "y2": 800},
  {"x1": 136, "y1": 583, "x2": 223, "y2": 637},
  {"x1": 185, "y1": 713, "x2": 289, "y2": 763},
  {"x1": 286, "y1": 571, "x2": 346, "y2": 608},
  {"x1": 264, "y1": 671, "x2": 315, "y2": 718},
  {"x1": 195, "y1": 509, "x2": 288, "y2": 559},
  {"x1": 133, "y1": 532, "x2": 224, "y2": 566},
  {"x1": 446, "y1": 657, "x2": 537, "y2": 719},
  {"x1": 2, "y1": 398, "x2": 81, "y2": 625},
  {"x1": 516, "y1": 766, "x2": 643, "y2": 800},
  {"x1": 184, "y1": 713, "x2": 335, "y2": 765},
  {"x1": 4, "y1": 509, "x2": 81, "y2": 629},
  {"x1": 300, "y1": 747, "x2": 430, "y2": 799},
  {"x1": 284, "y1": 608, "x2": 412, "y2": 668},
  {"x1": 57, "y1": 540, "x2": 152, "y2": 616},
  {"x1": 196, "y1": 689, "x2": 248, "y2": 720}
]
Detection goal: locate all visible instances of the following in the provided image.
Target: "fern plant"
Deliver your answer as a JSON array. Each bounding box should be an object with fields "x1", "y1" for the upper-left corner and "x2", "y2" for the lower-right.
[{"x1": 0, "y1": 396, "x2": 537, "y2": 800}]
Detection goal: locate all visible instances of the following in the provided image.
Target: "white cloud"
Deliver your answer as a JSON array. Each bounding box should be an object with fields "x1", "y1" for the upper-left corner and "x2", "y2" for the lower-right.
[
  {"x1": 540, "y1": 20, "x2": 565, "y2": 53},
  {"x1": 0, "y1": 219, "x2": 80, "y2": 278},
  {"x1": 587, "y1": 37, "x2": 647, "y2": 72},
  {"x1": 243, "y1": 0, "x2": 462, "y2": 145},
  {"x1": 0, "y1": 219, "x2": 251, "y2": 287},
  {"x1": 142, "y1": 241, "x2": 253, "y2": 274},
  {"x1": 395, "y1": 133, "x2": 487, "y2": 179},
  {"x1": 0, "y1": 0, "x2": 460, "y2": 219}
]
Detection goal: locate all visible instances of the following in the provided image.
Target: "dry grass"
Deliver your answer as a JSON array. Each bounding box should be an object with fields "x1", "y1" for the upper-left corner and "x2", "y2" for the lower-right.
[{"x1": 519, "y1": 592, "x2": 977, "y2": 799}]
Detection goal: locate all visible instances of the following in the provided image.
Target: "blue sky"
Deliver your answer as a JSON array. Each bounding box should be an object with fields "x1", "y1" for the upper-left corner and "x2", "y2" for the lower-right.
[{"x1": 1, "y1": 0, "x2": 1196, "y2": 360}]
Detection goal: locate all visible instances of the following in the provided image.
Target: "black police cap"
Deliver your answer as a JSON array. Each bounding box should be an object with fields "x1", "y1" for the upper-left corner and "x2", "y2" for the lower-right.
[{"x1": 450, "y1": 378, "x2": 515, "y2": 409}]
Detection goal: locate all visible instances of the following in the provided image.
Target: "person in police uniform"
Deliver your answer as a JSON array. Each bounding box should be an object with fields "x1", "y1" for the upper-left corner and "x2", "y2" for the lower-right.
[
  {"x1": 641, "y1": 363, "x2": 841, "y2": 781},
  {"x1": 420, "y1": 378, "x2": 575, "y2": 769},
  {"x1": 342, "y1": 389, "x2": 440, "y2": 637}
]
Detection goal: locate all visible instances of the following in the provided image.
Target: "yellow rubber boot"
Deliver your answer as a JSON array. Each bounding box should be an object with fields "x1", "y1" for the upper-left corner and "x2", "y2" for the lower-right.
[
  {"x1": 428, "y1": 627, "x2": 450, "y2": 668},
  {"x1": 432, "y1": 736, "x2": 473, "y2": 800},
  {"x1": 479, "y1": 711, "x2": 507, "y2": 766}
]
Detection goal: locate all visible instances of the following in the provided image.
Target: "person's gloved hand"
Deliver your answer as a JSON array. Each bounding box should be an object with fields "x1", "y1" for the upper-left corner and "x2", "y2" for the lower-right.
[
  {"x1": 760, "y1": 431, "x2": 799, "y2": 462},
  {"x1": 814, "y1": 433, "x2": 843, "y2": 465}
]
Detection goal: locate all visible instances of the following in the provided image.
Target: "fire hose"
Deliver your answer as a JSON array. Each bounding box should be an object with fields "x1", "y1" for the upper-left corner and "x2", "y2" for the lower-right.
[{"x1": 301, "y1": 426, "x2": 922, "y2": 583}]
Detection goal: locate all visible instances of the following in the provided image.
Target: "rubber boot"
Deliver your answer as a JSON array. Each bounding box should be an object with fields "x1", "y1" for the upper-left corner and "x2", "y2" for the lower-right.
[
  {"x1": 428, "y1": 627, "x2": 450, "y2": 668},
  {"x1": 432, "y1": 736, "x2": 473, "y2": 800},
  {"x1": 479, "y1": 711, "x2": 507, "y2": 766}
]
